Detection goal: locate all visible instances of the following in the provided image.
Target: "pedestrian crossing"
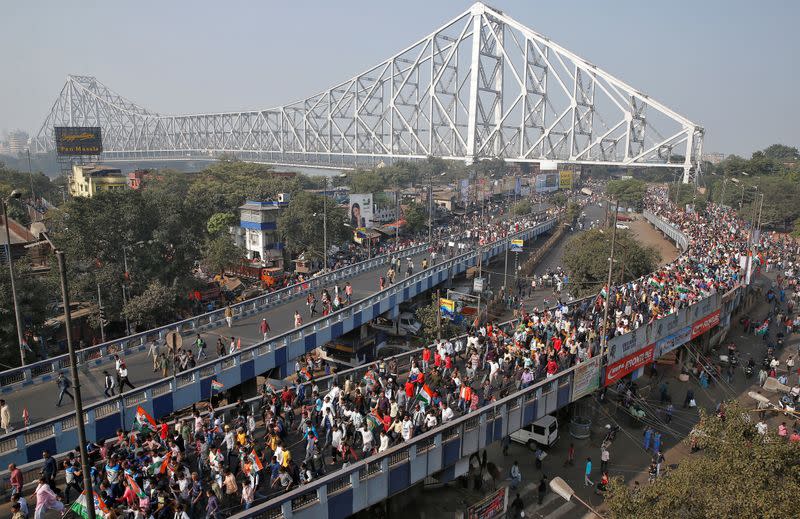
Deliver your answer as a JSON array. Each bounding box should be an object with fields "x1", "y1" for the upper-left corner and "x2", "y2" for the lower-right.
[{"x1": 512, "y1": 482, "x2": 576, "y2": 518}]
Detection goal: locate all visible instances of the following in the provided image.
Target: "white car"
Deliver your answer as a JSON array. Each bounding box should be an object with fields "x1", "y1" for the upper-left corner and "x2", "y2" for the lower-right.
[{"x1": 615, "y1": 223, "x2": 630, "y2": 229}]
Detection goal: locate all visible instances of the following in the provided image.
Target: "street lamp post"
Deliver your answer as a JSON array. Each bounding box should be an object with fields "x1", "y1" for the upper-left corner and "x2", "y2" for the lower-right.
[
  {"x1": 40, "y1": 232, "x2": 96, "y2": 519},
  {"x1": 2, "y1": 190, "x2": 26, "y2": 366},
  {"x1": 121, "y1": 246, "x2": 132, "y2": 335},
  {"x1": 600, "y1": 201, "x2": 620, "y2": 355},
  {"x1": 550, "y1": 477, "x2": 605, "y2": 518}
]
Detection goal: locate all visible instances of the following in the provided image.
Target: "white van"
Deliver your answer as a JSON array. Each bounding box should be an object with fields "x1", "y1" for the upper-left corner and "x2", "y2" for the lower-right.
[
  {"x1": 510, "y1": 415, "x2": 559, "y2": 449},
  {"x1": 398, "y1": 312, "x2": 422, "y2": 335}
]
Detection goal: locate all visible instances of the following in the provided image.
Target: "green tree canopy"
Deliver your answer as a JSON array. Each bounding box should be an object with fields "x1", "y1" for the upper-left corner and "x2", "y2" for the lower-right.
[
  {"x1": 0, "y1": 259, "x2": 50, "y2": 366},
  {"x1": 607, "y1": 179, "x2": 647, "y2": 209},
  {"x1": 277, "y1": 191, "x2": 348, "y2": 258},
  {"x1": 207, "y1": 212, "x2": 237, "y2": 236},
  {"x1": 202, "y1": 235, "x2": 243, "y2": 276},
  {"x1": 402, "y1": 201, "x2": 428, "y2": 234},
  {"x1": 605, "y1": 401, "x2": 800, "y2": 519},
  {"x1": 122, "y1": 280, "x2": 177, "y2": 331},
  {"x1": 415, "y1": 295, "x2": 461, "y2": 342},
  {"x1": 511, "y1": 200, "x2": 532, "y2": 216},
  {"x1": 563, "y1": 228, "x2": 660, "y2": 296}
]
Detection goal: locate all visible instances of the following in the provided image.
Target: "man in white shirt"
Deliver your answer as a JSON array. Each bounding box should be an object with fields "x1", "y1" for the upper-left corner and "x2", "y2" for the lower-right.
[
  {"x1": 378, "y1": 431, "x2": 390, "y2": 453},
  {"x1": 441, "y1": 403, "x2": 454, "y2": 423},
  {"x1": 359, "y1": 425, "x2": 373, "y2": 455},
  {"x1": 401, "y1": 416, "x2": 413, "y2": 441}
]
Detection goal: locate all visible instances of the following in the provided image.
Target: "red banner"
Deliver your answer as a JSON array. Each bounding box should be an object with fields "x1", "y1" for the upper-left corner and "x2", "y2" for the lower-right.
[
  {"x1": 604, "y1": 344, "x2": 655, "y2": 386},
  {"x1": 691, "y1": 309, "x2": 721, "y2": 339}
]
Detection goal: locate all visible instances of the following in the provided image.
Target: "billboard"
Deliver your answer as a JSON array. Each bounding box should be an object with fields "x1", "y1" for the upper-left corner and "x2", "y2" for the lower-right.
[
  {"x1": 535, "y1": 173, "x2": 559, "y2": 193},
  {"x1": 510, "y1": 239, "x2": 524, "y2": 252},
  {"x1": 460, "y1": 179, "x2": 470, "y2": 202},
  {"x1": 656, "y1": 325, "x2": 692, "y2": 357},
  {"x1": 604, "y1": 344, "x2": 655, "y2": 386},
  {"x1": 349, "y1": 194, "x2": 374, "y2": 228},
  {"x1": 571, "y1": 356, "x2": 602, "y2": 402},
  {"x1": 559, "y1": 167, "x2": 573, "y2": 190},
  {"x1": 439, "y1": 298, "x2": 455, "y2": 320},
  {"x1": 54, "y1": 126, "x2": 103, "y2": 155},
  {"x1": 691, "y1": 309, "x2": 721, "y2": 339}
]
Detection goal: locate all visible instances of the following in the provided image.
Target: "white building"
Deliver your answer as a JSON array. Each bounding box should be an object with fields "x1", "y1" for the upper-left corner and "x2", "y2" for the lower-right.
[{"x1": 231, "y1": 195, "x2": 289, "y2": 270}]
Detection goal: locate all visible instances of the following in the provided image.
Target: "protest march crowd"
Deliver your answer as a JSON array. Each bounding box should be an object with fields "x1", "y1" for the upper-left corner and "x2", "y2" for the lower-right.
[{"x1": 17, "y1": 187, "x2": 795, "y2": 519}]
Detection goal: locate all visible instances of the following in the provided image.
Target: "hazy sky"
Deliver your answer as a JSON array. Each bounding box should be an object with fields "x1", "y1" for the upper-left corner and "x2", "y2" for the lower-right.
[{"x1": 2, "y1": 0, "x2": 798, "y2": 156}]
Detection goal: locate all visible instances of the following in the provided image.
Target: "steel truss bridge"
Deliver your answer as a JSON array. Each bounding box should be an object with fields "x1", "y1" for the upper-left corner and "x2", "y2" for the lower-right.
[{"x1": 33, "y1": 2, "x2": 703, "y2": 182}]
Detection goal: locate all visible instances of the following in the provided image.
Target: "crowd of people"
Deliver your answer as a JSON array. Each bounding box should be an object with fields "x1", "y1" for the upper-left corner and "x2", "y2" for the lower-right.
[{"x1": 18, "y1": 187, "x2": 791, "y2": 518}]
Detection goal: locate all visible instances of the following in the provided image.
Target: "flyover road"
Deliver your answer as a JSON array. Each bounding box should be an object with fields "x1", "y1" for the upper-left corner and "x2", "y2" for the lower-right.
[
  {"x1": 7, "y1": 249, "x2": 437, "y2": 430},
  {"x1": 5, "y1": 206, "x2": 550, "y2": 430}
]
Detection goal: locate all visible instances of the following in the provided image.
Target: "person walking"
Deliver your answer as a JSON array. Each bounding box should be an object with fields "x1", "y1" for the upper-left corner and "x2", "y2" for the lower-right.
[
  {"x1": 683, "y1": 389, "x2": 695, "y2": 408},
  {"x1": 103, "y1": 370, "x2": 116, "y2": 398},
  {"x1": 0, "y1": 399, "x2": 11, "y2": 434},
  {"x1": 117, "y1": 363, "x2": 135, "y2": 392},
  {"x1": 294, "y1": 311, "x2": 303, "y2": 328},
  {"x1": 224, "y1": 305, "x2": 233, "y2": 327},
  {"x1": 537, "y1": 475, "x2": 548, "y2": 505},
  {"x1": 509, "y1": 460, "x2": 521, "y2": 490},
  {"x1": 55, "y1": 373, "x2": 74, "y2": 407},
  {"x1": 33, "y1": 477, "x2": 63, "y2": 519},
  {"x1": 147, "y1": 340, "x2": 160, "y2": 372},
  {"x1": 643, "y1": 426, "x2": 652, "y2": 451},
  {"x1": 195, "y1": 334, "x2": 208, "y2": 360},
  {"x1": 601, "y1": 447, "x2": 610, "y2": 473},
  {"x1": 259, "y1": 318, "x2": 271, "y2": 340},
  {"x1": 652, "y1": 431, "x2": 662, "y2": 454},
  {"x1": 584, "y1": 457, "x2": 593, "y2": 486},
  {"x1": 564, "y1": 443, "x2": 575, "y2": 466},
  {"x1": 344, "y1": 282, "x2": 353, "y2": 303}
]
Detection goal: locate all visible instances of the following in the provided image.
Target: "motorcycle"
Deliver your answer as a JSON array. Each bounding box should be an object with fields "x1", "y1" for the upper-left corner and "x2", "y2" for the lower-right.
[{"x1": 602, "y1": 423, "x2": 620, "y2": 446}]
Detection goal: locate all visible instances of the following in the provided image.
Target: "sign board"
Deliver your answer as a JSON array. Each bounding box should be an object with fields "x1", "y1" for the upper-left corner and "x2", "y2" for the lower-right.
[
  {"x1": 439, "y1": 298, "x2": 455, "y2": 320},
  {"x1": 349, "y1": 193, "x2": 374, "y2": 228},
  {"x1": 656, "y1": 325, "x2": 692, "y2": 357},
  {"x1": 559, "y1": 168, "x2": 573, "y2": 190},
  {"x1": 571, "y1": 355, "x2": 602, "y2": 402},
  {"x1": 606, "y1": 327, "x2": 642, "y2": 365},
  {"x1": 166, "y1": 331, "x2": 183, "y2": 353},
  {"x1": 473, "y1": 277, "x2": 485, "y2": 293},
  {"x1": 691, "y1": 309, "x2": 721, "y2": 339},
  {"x1": 605, "y1": 344, "x2": 655, "y2": 386},
  {"x1": 466, "y1": 486, "x2": 507, "y2": 519},
  {"x1": 54, "y1": 126, "x2": 103, "y2": 155},
  {"x1": 510, "y1": 239, "x2": 524, "y2": 253}
]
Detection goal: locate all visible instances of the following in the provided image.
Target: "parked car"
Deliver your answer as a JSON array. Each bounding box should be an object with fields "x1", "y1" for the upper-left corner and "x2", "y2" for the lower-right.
[{"x1": 510, "y1": 415, "x2": 559, "y2": 449}]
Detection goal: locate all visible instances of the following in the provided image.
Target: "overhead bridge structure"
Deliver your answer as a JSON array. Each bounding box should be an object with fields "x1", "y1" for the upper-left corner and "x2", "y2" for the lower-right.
[{"x1": 33, "y1": 2, "x2": 703, "y2": 182}]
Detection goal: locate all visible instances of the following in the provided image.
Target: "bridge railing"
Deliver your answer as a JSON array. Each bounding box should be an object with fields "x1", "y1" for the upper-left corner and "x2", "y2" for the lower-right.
[
  {"x1": 230, "y1": 213, "x2": 747, "y2": 519},
  {"x1": 0, "y1": 218, "x2": 558, "y2": 468},
  {"x1": 0, "y1": 241, "x2": 433, "y2": 390}
]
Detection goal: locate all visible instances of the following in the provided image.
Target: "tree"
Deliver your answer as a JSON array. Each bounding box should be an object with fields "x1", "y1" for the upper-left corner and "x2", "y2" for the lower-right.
[
  {"x1": 511, "y1": 200, "x2": 532, "y2": 216},
  {"x1": 122, "y1": 280, "x2": 177, "y2": 331},
  {"x1": 607, "y1": 179, "x2": 647, "y2": 209},
  {"x1": 605, "y1": 401, "x2": 800, "y2": 519},
  {"x1": 762, "y1": 143, "x2": 799, "y2": 162},
  {"x1": 415, "y1": 295, "x2": 461, "y2": 343},
  {"x1": 402, "y1": 201, "x2": 428, "y2": 234},
  {"x1": 202, "y1": 235, "x2": 243, "y2": 276},
  {"x1": 207, "y1": 212, "x2": 237, "y2": 236},
  {"x1": 277, "y1": 191, "x2": 348, "y2": 258},
  {"x1": 563, "y1": 228, "x2": 660, "y2": 296},
  {"x1": 0, "y1": 259, "x2": 50, "y2": 366}
]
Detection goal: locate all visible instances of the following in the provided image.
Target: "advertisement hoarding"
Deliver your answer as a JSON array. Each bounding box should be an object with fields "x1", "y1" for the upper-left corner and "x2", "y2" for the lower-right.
[
  {"x1": 605, "y1": 344, "x2": 655, "y2": 386},
  {"x1": 571, "y1": 356, "x2": 602, "y2": 402},
  {"x1": 510, "y1": 239, "x2": 523, "y2": 252},
  {"x1": 656, "y1": 325, "x2": 692, "y2": 357},
  {"x1": 691, "y1": 309, "x2": 721, "y2": 339},
  {"x1": 535, "y1": 173, "x2": 559, "y2": 193},
  {"x1": 606, "y1": 327, "x2": 643, "y2": 365},
  {"x1": 558, "y1": 169, "x2": 572, "y2": 189},
  {"x1": 466, "y1": 486, "x2": 507, "y2": 519},
  {"x1": 349, "y1": 194, "x2": 374, "y2": 228},
  {"x1": 54, "y1": 126, "x2": 103, "y2": 155}
]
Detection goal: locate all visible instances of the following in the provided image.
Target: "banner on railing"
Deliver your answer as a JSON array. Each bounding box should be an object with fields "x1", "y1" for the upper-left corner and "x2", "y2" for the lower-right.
[
  {"x1": 571, "y1": 356, "x2": 602, "y2": 402},
  {"x1": 465, "y1": 486, "x2": 508, "y2": 519},
  {"x1": 655, "y1": 325, "x2": 692, "y2": 357}
]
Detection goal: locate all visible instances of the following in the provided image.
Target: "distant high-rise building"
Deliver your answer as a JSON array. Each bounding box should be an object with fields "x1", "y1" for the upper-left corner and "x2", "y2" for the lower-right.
[
  {"x1": 702, "y1": 152, "x2": 725, "y2": 165},
  {"x1": 7, "y1": 131, "x2": 29, "y2": 155}
]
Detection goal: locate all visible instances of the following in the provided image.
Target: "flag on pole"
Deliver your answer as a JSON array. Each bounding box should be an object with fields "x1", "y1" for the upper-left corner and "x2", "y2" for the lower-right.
[
  {"x1": 70, "y1": 491, "x2": 110, "y2": 519},
  {"x1": 159, "y1": 451, "x2": 173, "y2": 475},
  {"x1": 649, "y1": 277, "x2": 665, "y2": 289},
  {"x1": 211, "y1": 379, "x2": 224, "y2": 393},
  {"x1": 416, "y1": 384, "x2": 434, "y2": 406},
  {"x1": 755, "y1": 321, "x2": 769, "y2": 335},
  {"x1": 248, "y1": 449, "x2": 263, "y2": 476},
  {"x1": 136, "y1": 406, "x2": 157, "y2": 431},
  {"x1": 126, "y1": 473, "x2": 146, "y2": 499}
]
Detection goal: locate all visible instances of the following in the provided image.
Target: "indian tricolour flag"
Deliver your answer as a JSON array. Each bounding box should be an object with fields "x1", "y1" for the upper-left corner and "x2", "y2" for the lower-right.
[
  {"x1": 416, "y1": 384, "x2": 434, "y2": 406},
  {"x1": 70, "y1": 491, "x2": 110, "y2": 519},
  {"x1": 649, "y1": 277, "x2": 665, "y2": 289},
  {"x1": 126, "y1": 474, "x2": 146, "y2": 499},
  {"x1": 248, "y1": 449, "x2": 264, "y2": 476},
  {"x1": 211, "y1": 379, "x2": 224, "y2": 392},
  {"x1": 136, "y1": 405, "x2": 157, "y2": 432},
  {"x1": 755, "y1": 321, "x2": 769, "y2": 335}
]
